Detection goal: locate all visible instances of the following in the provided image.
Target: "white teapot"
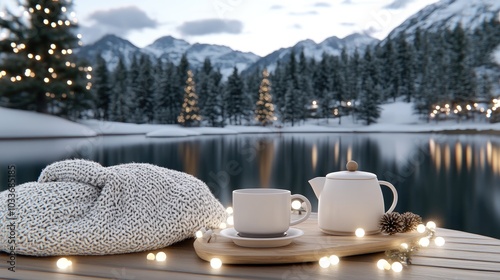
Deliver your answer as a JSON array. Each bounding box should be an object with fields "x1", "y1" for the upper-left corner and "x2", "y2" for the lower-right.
[{"x1": 308, "y1": 161, "x2": 398, "y2": 235}]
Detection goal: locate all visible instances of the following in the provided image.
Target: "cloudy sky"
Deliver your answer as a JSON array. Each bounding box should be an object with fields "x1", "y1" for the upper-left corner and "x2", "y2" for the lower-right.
[{"x1": 6, "y1": 0, "x2": 440, "y2": 56}]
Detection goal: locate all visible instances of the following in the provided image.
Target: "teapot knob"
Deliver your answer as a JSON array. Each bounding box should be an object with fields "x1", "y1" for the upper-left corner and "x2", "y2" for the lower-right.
[{"x1": 346, "y1": 160, "x2": 358, "y2": 172}]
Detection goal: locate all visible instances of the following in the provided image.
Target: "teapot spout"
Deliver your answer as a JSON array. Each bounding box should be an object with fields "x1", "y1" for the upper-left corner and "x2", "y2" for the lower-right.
[{"x1": 308, "y1": 177, "x2": 326, "y2": 198}]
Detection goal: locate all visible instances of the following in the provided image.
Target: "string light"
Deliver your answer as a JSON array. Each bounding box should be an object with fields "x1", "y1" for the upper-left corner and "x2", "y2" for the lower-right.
[
  {"x1": 291, "y1": 200, "x2": 302, "y2": 210},
  {"x1": 155, "y1": 252, "x2": 167, "y2": 262},
  {"x1": 355, "y1": 228, "x2": 365, "y2": 237},
  {"x1": 319, "y1": 257, "x2": 330, "y2": 268},
  {"x1": 416, "y1": 224, "x2": 426, "y2": 233},
  {"x1": 56, "y1": 258, "x2": 72, "y2": 269},
  {"x1": 426, "y1": 221, "x2": 436, "y2": 230},
  {"x1": 391, "y1": 262, "x2": 403, "y2": 272},
  {"x1": 418, "y1": 237, "x2": 430, "y2": 247},
  {"x1": 434, "y1": 236, "x2": 445, "y2": 246},
  {"x1": 210, "y1": 258, "x2": 222, "y2": 269},
  {"x1": 377, "y1": 259, "x2": 391, "y2": 270},
  {"x1": 146, "y1": 253, "x2": 155, "y2": 260}
]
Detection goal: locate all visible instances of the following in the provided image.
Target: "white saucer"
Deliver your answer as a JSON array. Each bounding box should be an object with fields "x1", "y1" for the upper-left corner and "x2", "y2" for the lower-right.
[{"x1": 219, "y1": 228, "x2": 303, "y2": 248}]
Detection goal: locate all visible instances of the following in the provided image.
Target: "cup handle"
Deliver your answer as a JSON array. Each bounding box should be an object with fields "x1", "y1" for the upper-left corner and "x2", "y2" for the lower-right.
[
  {"x1": 289, "y1": 194, "x2": 312, "y2": 226},
  {"x1": 379, "y1": 181, "x2": 398, "y2": 214}
]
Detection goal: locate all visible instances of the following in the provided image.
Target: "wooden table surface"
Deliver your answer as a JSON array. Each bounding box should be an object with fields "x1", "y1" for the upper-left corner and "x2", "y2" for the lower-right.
[{"x1": 1, "y1": 215, "x2": 499, "y2": 280}]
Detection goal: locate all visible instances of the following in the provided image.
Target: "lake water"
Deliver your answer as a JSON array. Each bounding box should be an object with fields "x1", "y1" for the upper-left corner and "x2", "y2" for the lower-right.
[{"x1": 1, "y1": 133, "x2": 499, "y2": 239}]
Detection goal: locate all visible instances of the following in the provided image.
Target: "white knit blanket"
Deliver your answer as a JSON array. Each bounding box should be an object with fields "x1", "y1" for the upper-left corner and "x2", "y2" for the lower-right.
[{"x1": 0, "y1": 159, "x2": 226, "y2": 256}]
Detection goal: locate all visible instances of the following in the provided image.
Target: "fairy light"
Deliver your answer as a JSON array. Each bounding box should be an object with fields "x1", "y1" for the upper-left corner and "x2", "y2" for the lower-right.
[
  {"x1": 291, "y1": 200, "x2": 302, "y2": 210},
  {"x1": 419, "y1": 237, "x2": 430, "y2": 247},
  {"x1": 77, "y1": 33, "x2": 82, "y2": 39},
  {"x1": 355, "y1": 228, "x2": 365, "y2": 238},
  {"x1": 377, "y1": 259, "x2": 391, "y2": 270},
  {"x1": 62, "y1": 7, "x2": 67, "y2": 12},
  {"x1": 391, "y1": 262, "x2": 403, "y2": 272},
  {"x1": 219, "y1": 222, "x2": 227, "y2": 229},
  {"x1": 155, "y1": 252, "x2": 167, "y2": 262},
  {"x1": 146, "y1": 253, "x2": 155, "y2": 260},
  {"x1": 226, "y1": 216, "x2": 234, "y2": 226},
  {"x1": 62, "y1": 49, "x2": 67, "y2": 55},
  {"x1": 195, "y1": 230, "x2": 203, "y2": 238},
  {"x1": 48, "y1": 49, "x2": 54, "y2": 54},
  {"x1": 36, "y1": 4, "x2": 41, "y2": 10},
  {"x1": 44, "y1": 77, "x2": 50, "y2": 83},
  {"x1": 434, "y1": 236, "x2": 445, "y2": 246},
  {"x1": 319, "y1": 256, "x2": 330, "y2": 268},
  {"x1": 15, "y1": 75, "x2": 21, "y2": 81},
  {"x1": 416, "y1": 224, "x2": 426, "y2": 233},
  {"x1": 43, "y1": 19, "x2": 49, "y2": 25},
  {"x1": 329, "y1": 255, "x2": 340, "y2": 265},
  {"x1": 65, "y1": 20, "x2": 71, "y2": 26},
  {"x1": 35, "y1": 55, "x2": 41, "y2": 60},
  {"x1": 210, "y1": 258, "x2": 222, "y2": 269},
  {"x1": 426, "y1": 221, "x2": 436, "y2": 230},
  {"x1": 56, "y1": 258, "x2": 72, "y2": 269},
  {"x1": 67, "y1": 80, "x2": 72, "y2": 85},
  {"x1": 44, "y1": 8, "x2": 50, "y2": 14},
  {"x1": 51, "y1": 22, "x2": 56, "y2": 28}
]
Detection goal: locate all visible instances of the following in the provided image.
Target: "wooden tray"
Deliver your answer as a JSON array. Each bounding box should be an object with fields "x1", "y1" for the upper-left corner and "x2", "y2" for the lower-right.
[{"x1": 194, "y1": 215, "x2": 424, "y2": 264}]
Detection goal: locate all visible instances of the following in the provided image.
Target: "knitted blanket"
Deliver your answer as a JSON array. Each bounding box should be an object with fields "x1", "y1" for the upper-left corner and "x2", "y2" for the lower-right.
[{"x1": 0, "y1": 159, "x2": 227, "y2": 256}]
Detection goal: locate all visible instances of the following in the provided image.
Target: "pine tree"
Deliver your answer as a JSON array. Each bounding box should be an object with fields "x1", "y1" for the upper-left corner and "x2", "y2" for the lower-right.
[
  {"x1": 93, "y1": 54, "x2": 111, "y2": 120},
  {"x1": 225, "y1": 66, "x2": 245, "y2": 125},
  {"x1": 109, "y1": 57, "x2": 129, "y2": 122},
  {"x1": 156, "y1": 61, "x2": 178, "y2": 123},
  {"x1": 358, "y1": 77, "x2": 381, "y2": 125},
  {"x1": 136, "y1": 54, "x2": 155, "y2": 123},
  {"x1": 255, "y1": 69, "x2": 275, "y2": 126},
  {"x1": 127, "y1": 55, "x2": 140, "y2": 123},
  {"x1": 204, "y1": 69, "x2": 223, "y2": 126},
  {"x1": 0, "y1": 0, "x2": 91, "y2": 118},
  {"x1": 178, "y1": 70, "x2": 201, "y2": 127}
]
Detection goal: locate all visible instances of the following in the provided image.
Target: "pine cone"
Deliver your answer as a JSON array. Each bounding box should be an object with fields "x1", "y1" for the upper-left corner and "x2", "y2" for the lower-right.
[
  {"x1": 379, "y1": 212, "x2": 404, "y2": 235},
  {"x1": 401, "y1": 212, "x2": 422, "y2": 233}
]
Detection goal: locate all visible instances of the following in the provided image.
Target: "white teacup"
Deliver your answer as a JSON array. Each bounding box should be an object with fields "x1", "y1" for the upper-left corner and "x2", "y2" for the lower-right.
[{"x1": 232, "y1": 188, "x2": 312, "y2": 238}]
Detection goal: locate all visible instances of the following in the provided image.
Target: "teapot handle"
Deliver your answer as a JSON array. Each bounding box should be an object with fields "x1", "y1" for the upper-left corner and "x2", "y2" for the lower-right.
[{"x1": 379, "y1": 181, "x2": 398, "y2": 214}]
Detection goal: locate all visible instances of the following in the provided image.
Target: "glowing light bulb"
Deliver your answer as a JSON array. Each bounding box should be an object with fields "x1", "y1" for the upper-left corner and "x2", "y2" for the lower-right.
[
  {"x1": 329, "y1": 255, "x2": 339, "y2": 265},
  {"x1": 291, "y1": 200, "x2": 302, "y2": 210},
  {"x1": 377, "y1": 259, "x2": 390, "y2": 270},
  {"x1": 319, "y1": 256, "x2": 330, "y2": 268},
  {"x1": 195, "y1": 230, "x2": 203, "y2": 238},
  {"x1": 67, "y1": 80, "x2": 72, "y2": 85},
  {"x1": 391, "y1": 261, "x2": 403, "y2": 272},
  {"x1": 219, "y1": 222, "x2": 227, "y2": 229},
  {"x1": 146, "y1": 253, "x2": 155, "y2": 260},
  {"x1": 155, "y1": 252, "x2": 167, "y2": 262},
  {"x1": 419, "y1": 237, "x2": 430, "y2": 247},
  {"x1": 426, "y1": 221, "x2": 436, "y2": 230},
  {"x1": 226, "y1": 216, "x2": 234, "y2": 226},
  {"x1": 210, "y1": 258, "x2": 222, "y2": 269},
  {"x1": 434, "y1": 237, "x2": 445, "y2": 247},
  {"x1": 56, "y1": 258, "x2": 71, "y2": 269},
  {"x1": 355, "y1": 228, "x2": 365, "y2": 237},
  {"x1": 400, "y1": 243, "x2": 408, "y2": 250},
  {"x1": 416, "y1": 224, "x2": 426, "y2": 233},
  {"x1": 225, "y1": 207, "x2": 233, "y2": 214}
]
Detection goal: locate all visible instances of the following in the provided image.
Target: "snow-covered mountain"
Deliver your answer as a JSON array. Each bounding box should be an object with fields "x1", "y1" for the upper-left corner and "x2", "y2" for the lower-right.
[
  {"x1": 76, "y1": 34, "x2": 260, "y2": 78},
  {"x1": 76, "y1": 34, "x2": 142, "y2": 71},
  {"x1": 243, "y1": 33, "x2": 378, "y2": 74},
  {"x1": 388, "y1": 0, "x2": 500, "y2": 38}
]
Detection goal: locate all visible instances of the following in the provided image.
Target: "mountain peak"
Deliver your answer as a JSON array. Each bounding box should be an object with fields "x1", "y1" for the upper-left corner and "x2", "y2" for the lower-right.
[{"x1": 388, "y1": 0, "x2": 500, "y2": 38}]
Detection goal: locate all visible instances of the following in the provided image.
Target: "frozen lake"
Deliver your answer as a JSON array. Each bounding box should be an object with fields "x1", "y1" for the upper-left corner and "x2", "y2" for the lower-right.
[{"x1": 1, "y1": 133, "x2": 499, "y2": 238}]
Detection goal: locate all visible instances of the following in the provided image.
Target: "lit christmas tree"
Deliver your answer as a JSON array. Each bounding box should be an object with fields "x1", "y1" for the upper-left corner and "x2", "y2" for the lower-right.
[
  {"x1": 0, "y1": 0, "x2": 92, "y2": 118},
  {"x1": 178, "y1": 70, "x2": 201, "y2": 127},
  {"x1": 255, "y1": 69, "x2": 275, "y2": 126}
]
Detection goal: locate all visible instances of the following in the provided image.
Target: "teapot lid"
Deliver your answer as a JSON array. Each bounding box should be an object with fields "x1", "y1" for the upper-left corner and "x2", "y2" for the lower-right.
[{"x1": 325, "y1": 161, "x2": 376, "y2": 180}]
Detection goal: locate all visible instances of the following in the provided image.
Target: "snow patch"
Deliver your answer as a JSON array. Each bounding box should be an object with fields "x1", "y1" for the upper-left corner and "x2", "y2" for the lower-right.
[{"x1": 0, "y1": 107, "x2": 96, "y2": 139}]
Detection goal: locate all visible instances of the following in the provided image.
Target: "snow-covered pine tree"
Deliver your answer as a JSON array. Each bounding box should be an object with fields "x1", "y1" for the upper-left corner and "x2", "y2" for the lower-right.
[
  {"x1": 109, "y1": 57, "x2": 129, "y2": 122},
  {"x1": 137, "y1": 54, "x2": 155, "y2": 123},
  {"x1": 127, "y1": 55, "x2": 140, "y2": 123},
  {"x1": 204, "y1": 69, "x2": 223, "y2": 127},
  {"x1": 93, "y1": 55, "x2": 111, "y2": 120},
  {"x1": 255, "y1": 69, "x2": 275, "y2": 126},
  {"x1": 225, "y1": 66, "x2": 244, "y2": 125},
  {"x1": 178, "y1": 70, "x2": 201, "y2": 127},
  {"x1": 0, "y1": 0, "x2": 92, "y2": 118},
  {"x1": 156, "y1": 61, "x2": 180, "y2": 123},
  {"x1": 358, "y1": 76, "x2": 381, "y2": 125}
]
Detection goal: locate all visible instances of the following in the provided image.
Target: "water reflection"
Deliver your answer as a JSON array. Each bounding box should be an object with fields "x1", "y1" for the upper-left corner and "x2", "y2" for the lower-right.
[{"x1": 0, "y1": 133, "x2": 499, "y2": 239}]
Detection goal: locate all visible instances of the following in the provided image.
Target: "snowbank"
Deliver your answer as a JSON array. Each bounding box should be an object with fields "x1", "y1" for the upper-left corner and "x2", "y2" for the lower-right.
[
  {"x1": 0, "y1": 107, "x2": 96, "y2": 139},
  {"x1": 2, "y1": 100, "x2": 500, "y2": 139}
]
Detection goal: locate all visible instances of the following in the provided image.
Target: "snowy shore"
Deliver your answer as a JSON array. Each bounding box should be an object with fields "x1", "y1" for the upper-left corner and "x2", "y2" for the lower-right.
[{"x1": 1, "y1": 102, "x2": 499, "y2": 139}]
